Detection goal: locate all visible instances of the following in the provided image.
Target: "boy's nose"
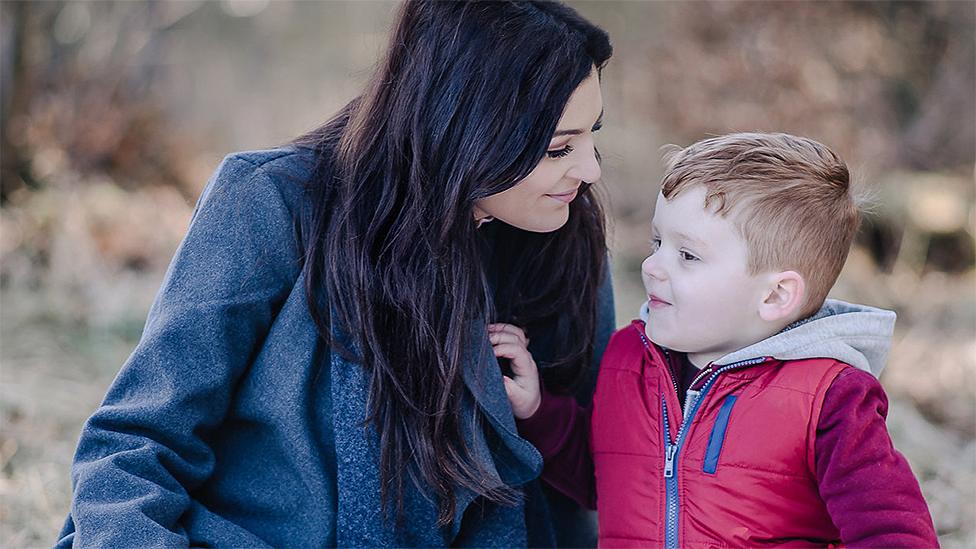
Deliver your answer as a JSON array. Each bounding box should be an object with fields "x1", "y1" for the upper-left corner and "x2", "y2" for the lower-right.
[{"x1": 642, "y1": 253, "x2": 667, "y2": 281}]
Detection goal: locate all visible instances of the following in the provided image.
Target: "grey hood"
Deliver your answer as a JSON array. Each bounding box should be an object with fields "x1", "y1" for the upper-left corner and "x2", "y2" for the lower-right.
[{"x1": 639, "y1": 298, "x2": 896, "y2": 378}]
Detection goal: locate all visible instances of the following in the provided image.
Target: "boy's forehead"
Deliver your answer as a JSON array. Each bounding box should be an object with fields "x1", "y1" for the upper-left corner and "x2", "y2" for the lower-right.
[
  {"x1": 652, "y1": 188, "x2": 740, "y2": 247},
  {"x1": 653, "y1": 187, "x2": 708, "y2": 223}
]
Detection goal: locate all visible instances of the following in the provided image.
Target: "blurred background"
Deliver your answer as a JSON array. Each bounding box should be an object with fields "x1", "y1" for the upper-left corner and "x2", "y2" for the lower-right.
[{"x1": 1, "y1": 1, "x2": 973, "y2": 546}]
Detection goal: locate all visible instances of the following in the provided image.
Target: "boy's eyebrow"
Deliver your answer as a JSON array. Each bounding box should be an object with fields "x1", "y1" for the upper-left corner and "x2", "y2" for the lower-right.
[
  {"x1": 676, "y1": 231, "x2": 708, "y2": 249},
  {"x1": 652, "y1": 225, "x2": 709, "y2": 249},
  {"x1": 552, "y1": 109, "x2": 604, "y2": 138}
]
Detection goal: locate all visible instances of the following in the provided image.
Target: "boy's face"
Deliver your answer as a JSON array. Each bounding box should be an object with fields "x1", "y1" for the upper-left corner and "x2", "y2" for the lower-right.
[{"x1": 642, "y1": 186, "x2": 774, "y2": 367}]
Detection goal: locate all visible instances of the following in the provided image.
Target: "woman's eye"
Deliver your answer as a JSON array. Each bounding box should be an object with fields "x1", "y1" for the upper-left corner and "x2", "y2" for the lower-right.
[
  {"x1": 546, "y1": 145, "x2": 574, "y2": 159},
  {"x1": 680, "y1": 250, "x2": 700, "y2": 262}
]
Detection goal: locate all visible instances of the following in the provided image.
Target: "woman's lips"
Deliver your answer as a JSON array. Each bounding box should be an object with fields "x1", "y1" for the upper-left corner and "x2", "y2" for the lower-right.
[
  {"x1": 648, "y1": 294, "x2": 671, "y2": 308},
  {"x1": 546, "y1": 189, "x2": 578, "y2": 203}
]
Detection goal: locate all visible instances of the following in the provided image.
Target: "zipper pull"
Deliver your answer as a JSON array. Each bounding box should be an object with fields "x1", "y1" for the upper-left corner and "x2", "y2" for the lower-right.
[{"x1": 664, "y1": 444, "x2": 677, "y2": 478}]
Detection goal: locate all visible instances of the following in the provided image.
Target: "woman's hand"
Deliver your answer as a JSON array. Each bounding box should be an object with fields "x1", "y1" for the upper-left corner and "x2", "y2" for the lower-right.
[{"x1": 488, "y1": 323, "x2": 541, "y2": 419}]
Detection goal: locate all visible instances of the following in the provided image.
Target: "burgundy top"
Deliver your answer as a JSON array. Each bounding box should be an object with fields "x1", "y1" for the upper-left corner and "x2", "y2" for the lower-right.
[{"x1": 517, "y1": 361, "x2": 940, "y2": 547}]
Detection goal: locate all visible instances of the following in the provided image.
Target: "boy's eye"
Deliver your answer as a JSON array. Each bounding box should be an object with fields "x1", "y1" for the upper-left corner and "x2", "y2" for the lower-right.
[
  {"x1": 680, "y1": 250, "x2": 700, "y2": 262},
  {"x1": 649, "y1": 238, "x2": 661, "y2": 252},
  {"x1": 546, "y1": 145, "x2": 574, "y2": 159}
]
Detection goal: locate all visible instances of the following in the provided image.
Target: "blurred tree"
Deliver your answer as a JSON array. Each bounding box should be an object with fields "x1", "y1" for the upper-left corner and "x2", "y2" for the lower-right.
[
  {"x1": 646, "y1": 1, "x2": 975, "y2": 177},
  {"x1": 1, "y1": 1, "x2": 32, "y2": 202},
  {"x1": 1, "y1": 1, "x2": 203, "y2": 204},
  {"x1": 639, "y1": 0, "x2": 975, "y2": 274}
]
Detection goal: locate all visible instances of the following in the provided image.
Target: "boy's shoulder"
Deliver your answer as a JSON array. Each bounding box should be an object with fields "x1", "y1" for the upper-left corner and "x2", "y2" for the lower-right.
[
  {"x1": 802, "y1": 359, "x2": 886, "y2": 397},
  {"x1": 601, "y1": 320, "x2": 653, "y2": 371},
  {"x1": 765, "y1": 358, "x2": 894, "y2": 420},
  {"x1": 770, "y1": 356, "x2": 864, "y2": 395},
  {"x1": 607, "y1": 320, "x2": 645, "y2": 344}
]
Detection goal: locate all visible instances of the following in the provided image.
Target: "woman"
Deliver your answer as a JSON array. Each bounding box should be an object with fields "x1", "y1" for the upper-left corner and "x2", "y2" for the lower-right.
[{"x1": 58, "y1": 1, "x2": 614, "y2": 546}]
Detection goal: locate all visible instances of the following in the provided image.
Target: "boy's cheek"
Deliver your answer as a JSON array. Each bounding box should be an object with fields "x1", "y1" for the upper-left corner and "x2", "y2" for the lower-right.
[{"x1": 644, "y1": 319, "x2": 668, "y2": 348}]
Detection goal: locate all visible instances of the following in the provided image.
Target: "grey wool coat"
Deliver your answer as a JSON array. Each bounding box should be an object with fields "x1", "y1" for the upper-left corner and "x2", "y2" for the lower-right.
[{"x1": 56, "y1": 146, "x2": 615, "y2": 548}]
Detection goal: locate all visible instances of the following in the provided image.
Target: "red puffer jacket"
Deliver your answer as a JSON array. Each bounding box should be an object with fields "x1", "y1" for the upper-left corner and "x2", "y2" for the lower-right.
[{"x1": 592, "y1": 321, "x2": 846, "y2": 548}]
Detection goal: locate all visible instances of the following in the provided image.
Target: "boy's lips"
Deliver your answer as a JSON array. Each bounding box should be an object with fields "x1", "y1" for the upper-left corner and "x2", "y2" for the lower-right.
[{"x1": 647, "y1": 293, "x2": 672, "y2": 308}]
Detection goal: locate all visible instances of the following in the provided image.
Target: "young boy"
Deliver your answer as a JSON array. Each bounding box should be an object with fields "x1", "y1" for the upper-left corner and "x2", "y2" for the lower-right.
[{"x1": 490, "y1": 133, "x2": 939, "y2": 547}]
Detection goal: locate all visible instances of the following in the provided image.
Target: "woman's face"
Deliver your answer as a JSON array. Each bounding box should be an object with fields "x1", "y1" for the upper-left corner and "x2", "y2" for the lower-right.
[{"x1": 474, "y1": 68, "x2": 604, "y2": 233}]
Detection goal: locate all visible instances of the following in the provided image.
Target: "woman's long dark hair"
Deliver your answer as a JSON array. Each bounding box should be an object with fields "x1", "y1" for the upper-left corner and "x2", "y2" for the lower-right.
[{"x1": 294, "y1": 0, "x2": 611, "y2": 526}]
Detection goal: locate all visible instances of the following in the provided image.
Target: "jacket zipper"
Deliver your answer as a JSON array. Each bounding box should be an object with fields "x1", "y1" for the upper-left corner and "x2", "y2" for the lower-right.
[
  {"x1": 637, "y1": 322, "x2": 766, "y2": 549},
  {"x1": 660, "y1": 358, "x2": 765, "y2": 549}
]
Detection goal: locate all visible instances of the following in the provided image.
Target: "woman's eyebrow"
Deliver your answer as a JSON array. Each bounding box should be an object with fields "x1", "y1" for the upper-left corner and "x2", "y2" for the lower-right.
[{"x1": 551, "y1": 109, "x2": 604, "y2": 137}]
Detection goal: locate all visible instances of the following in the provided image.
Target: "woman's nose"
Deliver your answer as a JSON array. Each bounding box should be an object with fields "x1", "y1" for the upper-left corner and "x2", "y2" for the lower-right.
[{"x1": 567, "y1": 138, "x2": 601, "y2": 184}]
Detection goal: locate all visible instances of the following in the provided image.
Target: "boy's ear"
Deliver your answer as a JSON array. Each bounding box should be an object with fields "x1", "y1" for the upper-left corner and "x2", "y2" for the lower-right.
[{"x1": 758, "y1": 271, "x2": 806, "y2": 323}]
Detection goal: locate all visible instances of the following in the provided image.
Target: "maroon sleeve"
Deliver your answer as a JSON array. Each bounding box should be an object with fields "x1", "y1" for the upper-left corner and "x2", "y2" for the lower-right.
[
  {"x1": 815, "y1": 367, "x2": 939, "y2": 548},
  {"x1": 516, "y1": 385, "x2": 596, "y2": 510}
]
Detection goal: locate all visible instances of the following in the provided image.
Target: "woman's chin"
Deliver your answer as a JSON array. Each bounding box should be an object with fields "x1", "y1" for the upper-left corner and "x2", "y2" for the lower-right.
[{"x1": 499, "y1": 211, "x2": 570, "y2": 233}]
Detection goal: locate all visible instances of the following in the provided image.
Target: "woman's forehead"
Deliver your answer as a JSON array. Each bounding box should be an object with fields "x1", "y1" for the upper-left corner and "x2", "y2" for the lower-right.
[{"x1": 552, "y1": 69, "x2": 603, "y2": 137}]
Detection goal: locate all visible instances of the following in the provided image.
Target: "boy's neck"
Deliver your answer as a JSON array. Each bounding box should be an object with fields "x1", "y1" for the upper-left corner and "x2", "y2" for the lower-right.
[
  {"x1": 686, "y1": 351, "x2": 722, "y2": 370},
  {"x1": 685, "y1": 320, "x2": 795, "y2": 369}
]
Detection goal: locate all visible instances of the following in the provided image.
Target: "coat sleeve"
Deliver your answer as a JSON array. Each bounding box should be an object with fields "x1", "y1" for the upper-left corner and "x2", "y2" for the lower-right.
[
  {"x1": 57, "y1": 155, "x2": 304, "y2": 548},
  {"x1": 516, "y1": 388, "x2": 596, "y2": 510},
  {"x1": 815, "y1": 367, "x2": 940, "y2": 547}
]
